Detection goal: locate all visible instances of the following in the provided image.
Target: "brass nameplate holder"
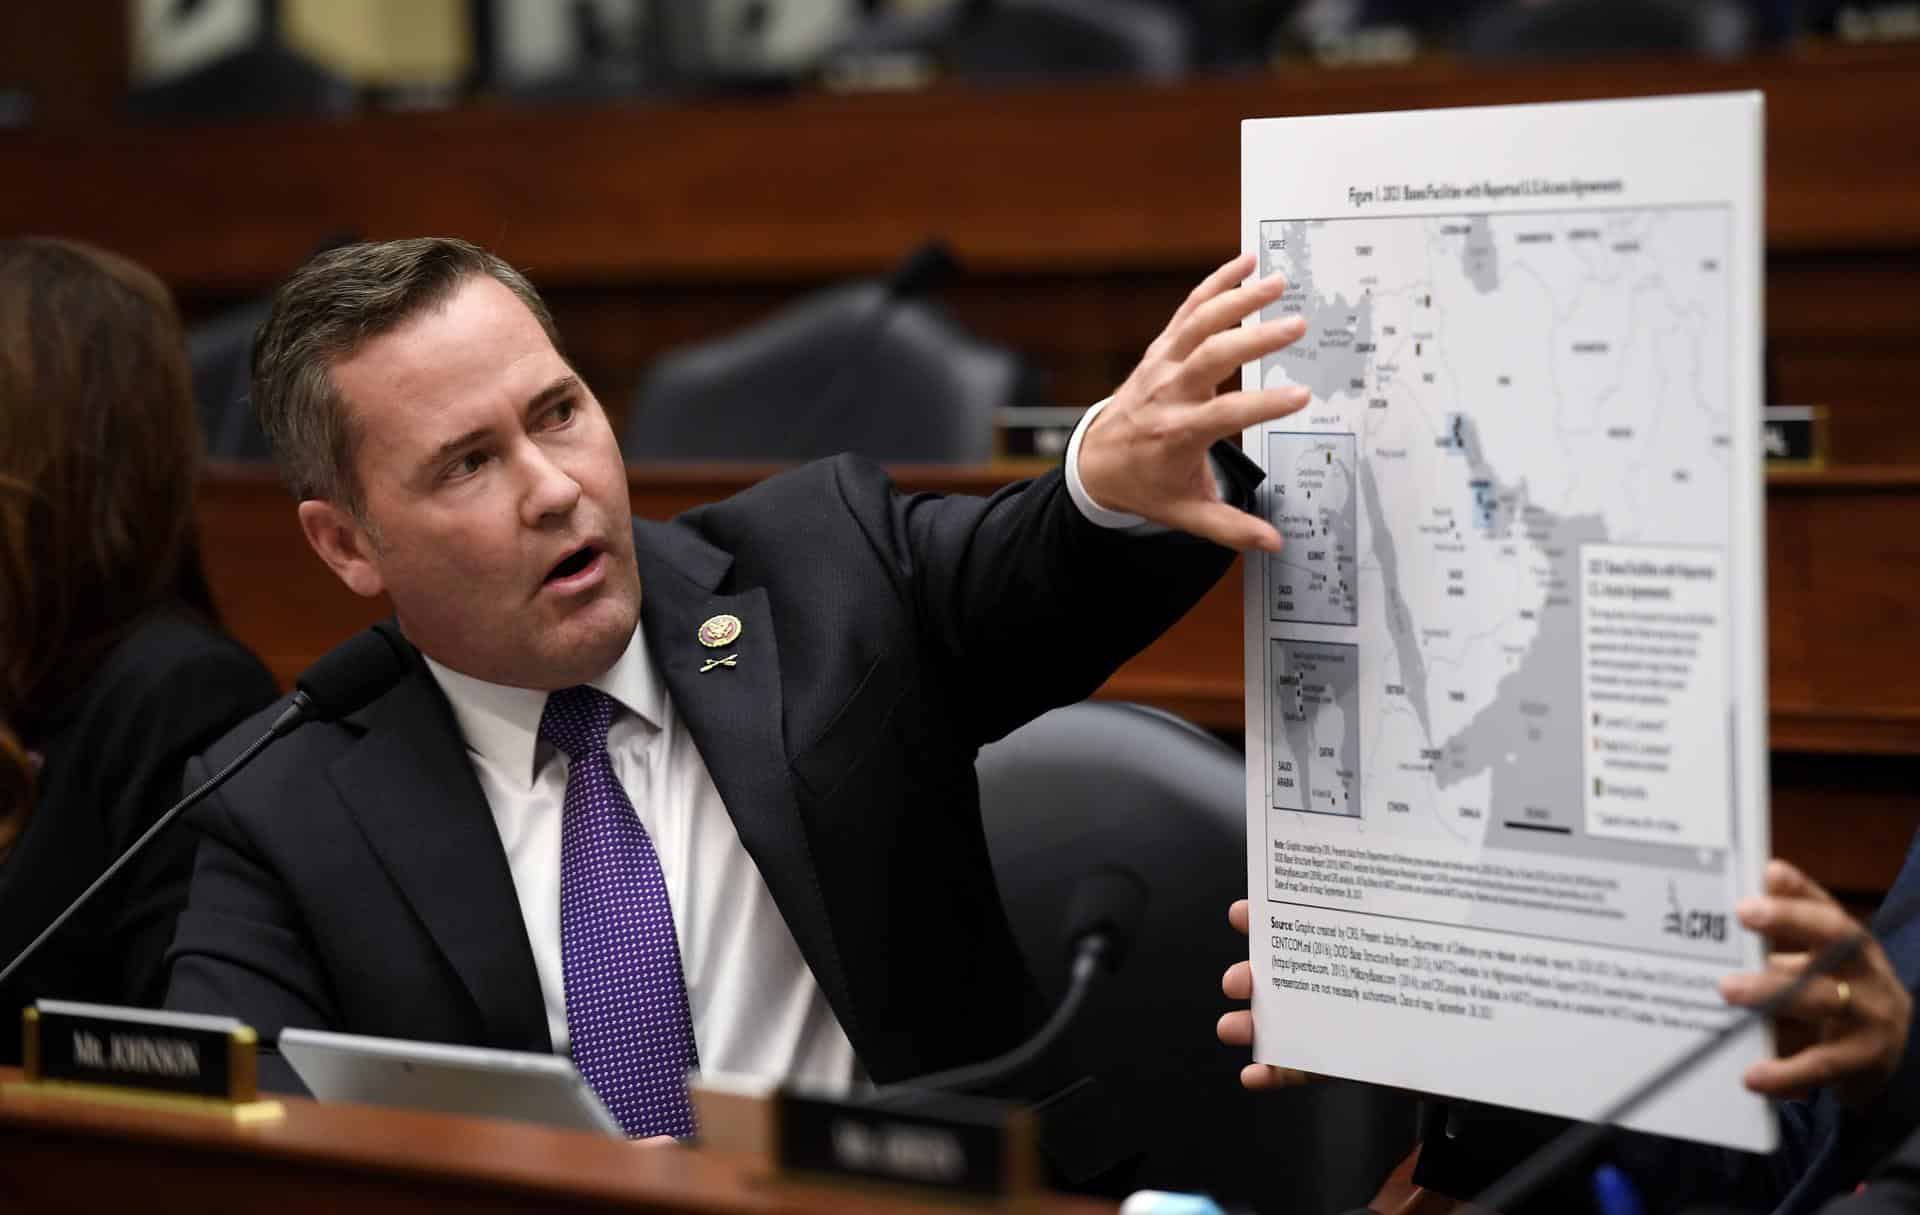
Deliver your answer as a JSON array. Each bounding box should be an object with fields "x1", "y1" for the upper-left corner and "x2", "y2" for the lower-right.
[
  {"x1": 692, "y1": 1072, "x2": 1038, "y2": 1207},
  {"x1": 4, "y1": 1000, "x2": 283, "y2": 1123}
]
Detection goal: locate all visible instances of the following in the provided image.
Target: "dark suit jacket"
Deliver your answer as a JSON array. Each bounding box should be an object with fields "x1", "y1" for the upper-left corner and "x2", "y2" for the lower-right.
[
  {"x1": 1415, "y1": 829, "x2": 1920, "y2": 1215},
  {"x1": 1818, "y1": 1123, "x2": 1920, "y2": 1214},
  {"x1": 165, "y1": 456, "x2": 1236, "y2": 1095},
  {"x1": 1, "y1": 607, "x2": 276, "y2": 1064}
]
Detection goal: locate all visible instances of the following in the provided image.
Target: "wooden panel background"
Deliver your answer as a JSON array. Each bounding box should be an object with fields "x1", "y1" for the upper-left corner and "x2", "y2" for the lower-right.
[
  {"x1": 3, "y1": 41, "x2": 1916, "y2": 898},
  {"x1": 194, "y1": 464, "x2": 1920, "y2": 901},
  {"x1": 4, "y1": 44, "x2": 1918, "y2": 285}
]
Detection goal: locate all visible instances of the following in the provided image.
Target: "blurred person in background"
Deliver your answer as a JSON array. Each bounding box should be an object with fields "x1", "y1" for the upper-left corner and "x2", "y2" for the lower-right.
[{"x1": 0, "y1": 238, "x2": 277, "y2": 1064}]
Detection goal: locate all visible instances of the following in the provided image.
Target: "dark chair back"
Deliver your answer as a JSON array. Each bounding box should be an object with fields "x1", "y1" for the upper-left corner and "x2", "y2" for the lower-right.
[
  {"x1": 189, "y1": 296, "x2": 275, "y2": 462},
  {"x1": 831, "y1": 0, "x2": 1191, "y2": 83},
  {"x1": 976, "y1": 701, "x2": 1418, "y2": 1210},
  {"x1": 1461, "y1": 0, "x2": 1755, "y2": 58},
  {"x1": 624, "y1": 281, "x2": 1012, "y2": 464}
]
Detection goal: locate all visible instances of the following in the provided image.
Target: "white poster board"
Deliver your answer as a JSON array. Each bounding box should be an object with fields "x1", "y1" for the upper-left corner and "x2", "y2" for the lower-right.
[{"x1": 1241, "y1": 93, "x2": 1773, "y2": 1152}]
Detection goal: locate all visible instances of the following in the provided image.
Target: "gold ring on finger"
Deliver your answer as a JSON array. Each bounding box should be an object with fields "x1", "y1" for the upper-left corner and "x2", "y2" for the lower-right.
[{"x1": 1835, "y1": 978, "x2": 1854, "y2": 1019}]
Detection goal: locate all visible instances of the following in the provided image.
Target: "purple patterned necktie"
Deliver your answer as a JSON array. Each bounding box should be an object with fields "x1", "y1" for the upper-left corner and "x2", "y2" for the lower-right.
[{"x1": 540, "y1": 685, "x2": 698, "y2": 1139}]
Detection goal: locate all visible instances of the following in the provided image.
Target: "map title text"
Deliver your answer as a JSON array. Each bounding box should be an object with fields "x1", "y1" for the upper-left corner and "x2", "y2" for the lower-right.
[{"x1": 1345, "y1": 178, "x2": 1627, "y2": 209}]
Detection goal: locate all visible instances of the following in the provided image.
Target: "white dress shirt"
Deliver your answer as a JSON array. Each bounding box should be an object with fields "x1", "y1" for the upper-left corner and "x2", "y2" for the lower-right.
[
  {"x1": 426, "y1": 636, "x2": 864, "y2": 1091},
  {"x1": 422, "y1": 409, "x2": 1145, "y2": 1091},
  {"x1": 1063, "y1": 397, "x2": 1149, "y2": 527}
]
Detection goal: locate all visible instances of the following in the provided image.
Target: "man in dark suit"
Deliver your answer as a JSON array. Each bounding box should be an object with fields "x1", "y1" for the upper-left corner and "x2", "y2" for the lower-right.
[{"x1": 164, "y1": 238, "x2": 1311, "y2": 1148}]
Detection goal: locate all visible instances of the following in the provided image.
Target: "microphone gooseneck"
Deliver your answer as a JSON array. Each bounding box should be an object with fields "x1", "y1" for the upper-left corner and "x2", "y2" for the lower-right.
[
  {"x1": 0, "y1": 724, "x2": 285, "y2": 991},
  {"x1": 1473, "y1": 907, "x2": 1912, "y2": 1212},
  {"x1": 874, "y1": 864, "x2": 1149, "y2": 1100},
  {"x1": 0, "y1": 623, "x2": 411, "y2": 993}
]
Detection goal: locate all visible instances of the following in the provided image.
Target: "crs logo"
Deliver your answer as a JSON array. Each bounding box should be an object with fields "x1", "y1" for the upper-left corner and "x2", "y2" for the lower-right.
[{"x1": 1661, "y1": 881, "x2": 1728, "y2": 943}]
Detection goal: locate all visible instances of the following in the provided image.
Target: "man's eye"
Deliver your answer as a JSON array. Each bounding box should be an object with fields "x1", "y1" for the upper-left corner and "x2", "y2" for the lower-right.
[
  {"x1": 453, "y1": 451, "x2": 489, "y2": 478},
  {"x1": 548, "y1": 400, "x2": 576, "y2": 426}
]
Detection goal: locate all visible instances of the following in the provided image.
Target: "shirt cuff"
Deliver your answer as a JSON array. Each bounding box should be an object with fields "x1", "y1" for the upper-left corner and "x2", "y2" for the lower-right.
[
  {"x1": 1065, "y1": 397, "x2": 1235, "y2": 533},
  {"x1": 1064, "y1": 398, "x2": 1148, "y2": 529}
]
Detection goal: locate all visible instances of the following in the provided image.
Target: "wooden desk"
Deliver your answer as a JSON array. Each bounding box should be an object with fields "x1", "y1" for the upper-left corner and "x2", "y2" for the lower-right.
[{"x1": 0, "y1": 1068, "x2": 1108, "y2": 1214}]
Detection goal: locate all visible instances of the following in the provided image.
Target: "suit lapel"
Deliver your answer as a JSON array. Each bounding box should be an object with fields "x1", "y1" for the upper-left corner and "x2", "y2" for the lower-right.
[
  {"x1": 328, "y1": 662, "x2": 552, "y2": 1053},
  {"x1": 631, "y1": 519, "x2": 861, "y2": 1046}
]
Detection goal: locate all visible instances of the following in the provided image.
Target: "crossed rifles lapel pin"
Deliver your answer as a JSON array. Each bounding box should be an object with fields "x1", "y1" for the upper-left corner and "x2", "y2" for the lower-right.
[{"x1": 698, "y1": 614, "x2": 742, "y2": 672}]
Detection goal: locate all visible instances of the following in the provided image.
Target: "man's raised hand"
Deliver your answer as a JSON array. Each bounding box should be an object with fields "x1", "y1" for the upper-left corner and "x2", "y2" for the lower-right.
[{"x1": 1077, "y1": 253, "x2": 1312, "y2": 552}]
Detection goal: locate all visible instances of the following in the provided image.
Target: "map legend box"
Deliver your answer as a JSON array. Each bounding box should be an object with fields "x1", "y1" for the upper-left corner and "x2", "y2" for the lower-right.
[{"x1": 1580, "y1": 544, "x2": 1731, "y2": 850}]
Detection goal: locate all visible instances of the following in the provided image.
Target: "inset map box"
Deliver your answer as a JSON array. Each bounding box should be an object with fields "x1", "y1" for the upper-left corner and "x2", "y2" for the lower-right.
[
  {"x1": 1267, "y1": 431, "x2": 1358, "y2": 626},
  {"x1": 1268, "y1": 639, "x2": 1361, "y2": 818}
]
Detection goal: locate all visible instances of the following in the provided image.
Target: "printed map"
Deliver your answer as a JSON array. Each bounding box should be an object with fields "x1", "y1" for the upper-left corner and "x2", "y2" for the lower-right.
[{"x1": 1256, "y1": 207, "x2": 1730, "y2": 854}]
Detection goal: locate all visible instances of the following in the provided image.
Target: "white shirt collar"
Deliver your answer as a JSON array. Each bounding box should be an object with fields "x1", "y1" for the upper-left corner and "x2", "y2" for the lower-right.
[{"x1": 423, "y1": 623, "x2": 666, "y2": 791}]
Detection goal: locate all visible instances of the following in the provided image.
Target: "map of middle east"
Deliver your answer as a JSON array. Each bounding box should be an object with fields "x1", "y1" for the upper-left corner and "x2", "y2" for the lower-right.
[{"x1": 1255, "y1": 207, "x2": 1731, "y2": 866}]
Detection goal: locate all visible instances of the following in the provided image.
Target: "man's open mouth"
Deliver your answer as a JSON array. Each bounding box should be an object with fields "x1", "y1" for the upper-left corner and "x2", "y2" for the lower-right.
[{"x1": 545, "y1": 545, "x2": 598, "y2": 583}]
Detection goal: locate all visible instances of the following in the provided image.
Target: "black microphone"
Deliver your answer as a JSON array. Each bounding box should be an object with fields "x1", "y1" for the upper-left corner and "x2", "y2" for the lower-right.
[
  {"x1": 882, "y1": 239, "x2": 959, "y2": 299},
  {"x1": 875, "y1": 864, "x2": 1150, "y2": 1099},
  {"x1": 1059, "y1": 863, "x2": 1150, "y2": 977},
  {"x1": 782, "y1": 238, "x2": 962, "y2": 456},
  {"x1": 1472, "y1": 883, "x2": 1920, "y2": 1212},
  {"x1": 274, "y1": 619, "x2": 413, "y2": 732},
  {"x1": 0, "y1": 622, "x2": 411, "y2": 992}
]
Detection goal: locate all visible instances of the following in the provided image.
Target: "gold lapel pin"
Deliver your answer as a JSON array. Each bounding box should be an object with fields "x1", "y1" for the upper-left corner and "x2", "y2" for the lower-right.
[
  {"x1": 700, "y1": 654, "x2": 740, "y2": 674},
  {"x1": 698, "y1": 614, "x2": 742, "y2": 649}
]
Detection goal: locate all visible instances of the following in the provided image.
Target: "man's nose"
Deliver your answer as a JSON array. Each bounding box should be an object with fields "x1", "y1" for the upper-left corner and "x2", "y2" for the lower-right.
[{"x1": 521, "y1": 444, "x2": 583, "y2": 524}]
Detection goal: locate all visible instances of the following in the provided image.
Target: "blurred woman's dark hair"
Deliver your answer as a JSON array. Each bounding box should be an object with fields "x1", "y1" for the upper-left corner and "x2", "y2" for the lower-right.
[{"x1": 0, "y1": 237, "x2": 216, "y2": 860}]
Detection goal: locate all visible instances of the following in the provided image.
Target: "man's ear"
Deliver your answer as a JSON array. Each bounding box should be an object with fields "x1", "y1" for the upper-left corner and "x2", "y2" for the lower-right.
[{"x1": 297, "y1": 499, "x2": 387, "y2": 599}]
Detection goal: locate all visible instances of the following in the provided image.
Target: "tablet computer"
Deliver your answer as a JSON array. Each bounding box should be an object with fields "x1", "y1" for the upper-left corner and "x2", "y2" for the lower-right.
[{"x1": 278, "y1": 1027, "x2": 623, "y2": 1136}]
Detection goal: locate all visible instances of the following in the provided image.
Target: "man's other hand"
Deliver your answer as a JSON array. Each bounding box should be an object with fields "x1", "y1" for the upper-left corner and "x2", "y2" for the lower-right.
[
  {"x1": 1078, "y1": 253, "x2": 1311, "y2": 551},
  {"x1": 1219, "y1": 898, "x2": 1315, "y2": 1090},
  {"x1": 1720, "y1": 859, "x2": 1912, "y2": 1109}
]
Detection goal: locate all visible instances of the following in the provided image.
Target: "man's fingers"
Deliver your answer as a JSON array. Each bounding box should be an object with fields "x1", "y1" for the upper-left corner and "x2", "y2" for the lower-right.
[
  {"x1": 1165, "y1": 274, "x2": 1290, "y2": 364},
  {"x1": 1166, "y1": 253, "x2": 1259, "y2": 333},
  {"x1": 1190, "y1": 386, "x2": 1313, "y2": 440},
  {"x1": 1722, "y1": 967, "x2": 1855, "y2": 1024},
  {"x1": 1718, "y1": 950, "x2": 1808, "y2": 1006},
  {"x1": 1242, "y1": 1063, "x2": 1315, "y2": 1090},
  {"x1": 1179, "y1": 316, "x2": 1309, "y2": 391},
  {"x1": 1763, "y1": 858, "x2": 1832, "y2": 906},
  {"x1": 1218, "y1": 1008, "x2": 1253, "y2": 1046},
  {"x1": 1766, "y1": 950, "x2": 1813, "y2": 974},
  {"x1": 1721, "y1": 964, "x2": 1793, "y2": 1008},
  {"x1": 1164, "y1": 499, "x2": 1284, "y2": 552},
  {"x1": 1734, "y1": 859, "x2": 1846, "y2": 948},
  {"x1": 1744, "y1": 1039, "x2": 1870, "y2": 1098},
  {"x1": 1224, "y1": 960, "x2": 1254, "y2": 1001},
  {"x1": 1229, "y1": 898, "x2": 1251, "y2": 935},
  {"x1": 1737, "y1": 890, "x2": 1864, "y2": 952}
]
